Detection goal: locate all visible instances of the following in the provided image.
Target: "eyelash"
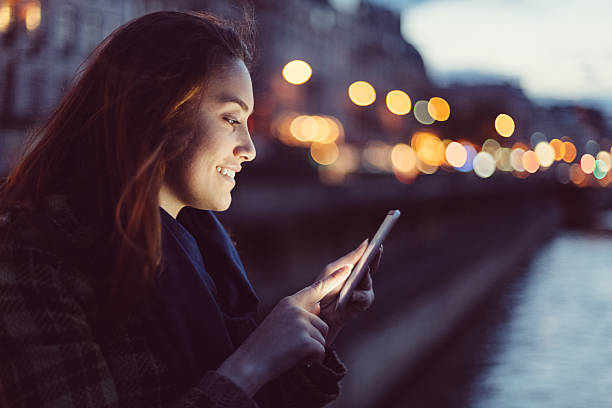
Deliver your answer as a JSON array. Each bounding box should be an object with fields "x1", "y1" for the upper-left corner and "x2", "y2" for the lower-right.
[{"x1": 225, "y1": 117, "x2": 241, "y2": 126}]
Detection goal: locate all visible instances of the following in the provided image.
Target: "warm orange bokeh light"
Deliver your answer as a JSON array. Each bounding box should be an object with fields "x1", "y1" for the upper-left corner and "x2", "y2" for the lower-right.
[
  {"x1": 580, "y1": 154, "x2": 596, "y2": 174},
  {"x1": 25, "y1": 2, "x2": 41, "y2": 31},
  {"x1": 522, "y1": 150, "x2": 540, "y2": 173},
  {"x1": 549, "y1": 138, "x2": 565, "y2": 161},
  {"x1": 282, "y1": 60, "x2": 312, "y2": 85},
  {"x1": 386, "y1": 90, "x2": 411, "y2": 115},
  {"x1": 495, "y1": 114, "x2": 515, "y2": 137},
  {"x1": 0, "y1": 4, "x2": 11, "y2": 33},
  {"x1": 562, "y1": 141, "x2": 577, "y2": 162},
  {"x1": 570, "y1": 163, "x2": 586, "y2": 185},
  {"x1": 428, "y1": 97, "x2": 450, "y2": 121},
  {"x1": 310, "y1": 142, "x2": 339, "y2": 165},
  {"x1": 348, "y1": 81, "x2": 376, "y2": 106},
  {"x1": 391, "y1": 143, "x2": 417, "y2": 172},
  {"x1": 411, "y1": 131, "x2": 445, "y2": 166}
]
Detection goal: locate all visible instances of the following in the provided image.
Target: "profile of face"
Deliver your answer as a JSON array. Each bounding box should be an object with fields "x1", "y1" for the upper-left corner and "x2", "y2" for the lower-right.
[{"x1": 160, "y1": 58, "x2": 256, "y2": 216}]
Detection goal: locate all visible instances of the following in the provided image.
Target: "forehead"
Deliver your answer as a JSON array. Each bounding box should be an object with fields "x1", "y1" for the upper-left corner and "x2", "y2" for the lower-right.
[{"x1": 204, "y1": 59, "x2": 253, "y2": 111}]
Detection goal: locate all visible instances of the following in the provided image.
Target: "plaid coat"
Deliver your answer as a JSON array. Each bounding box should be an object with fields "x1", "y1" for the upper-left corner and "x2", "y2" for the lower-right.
[{"x1": 0, "y1": 195, "x2": 346, "y2": 407}]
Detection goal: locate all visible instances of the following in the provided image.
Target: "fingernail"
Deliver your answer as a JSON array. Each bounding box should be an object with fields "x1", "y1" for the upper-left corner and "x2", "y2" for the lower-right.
[{"x1": 360, "y1": 238, "x2": 368, "y2": 247}]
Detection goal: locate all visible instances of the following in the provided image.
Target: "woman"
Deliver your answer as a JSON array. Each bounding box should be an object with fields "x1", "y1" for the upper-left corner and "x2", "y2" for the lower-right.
[{"x1": 0, "y1": 9, "x2": 381, "y2": 408}]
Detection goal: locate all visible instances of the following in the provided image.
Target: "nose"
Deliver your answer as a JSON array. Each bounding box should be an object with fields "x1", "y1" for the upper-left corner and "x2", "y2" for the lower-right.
[{"x1": 235, "y1": 128, "x2": 256, "y2": 162}]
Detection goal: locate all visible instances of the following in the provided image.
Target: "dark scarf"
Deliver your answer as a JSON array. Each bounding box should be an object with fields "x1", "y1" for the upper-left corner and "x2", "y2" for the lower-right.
[{"x1": 144, "y1": 206, "x2": 260, "y2": 395}]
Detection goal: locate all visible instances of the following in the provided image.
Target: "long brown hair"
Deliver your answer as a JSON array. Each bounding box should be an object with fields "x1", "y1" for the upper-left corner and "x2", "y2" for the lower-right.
[{"x1": 0, "y1": 9, "x2": 256, "y2": 326}]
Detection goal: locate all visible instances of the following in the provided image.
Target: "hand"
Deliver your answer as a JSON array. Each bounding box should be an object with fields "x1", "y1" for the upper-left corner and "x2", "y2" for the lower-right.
[
  {"x1": 217, "y1": 266, "x2": 352, "y2": 396},
  {"x1": 315, "y1": 239, "x2": 382, "y2": 346}
]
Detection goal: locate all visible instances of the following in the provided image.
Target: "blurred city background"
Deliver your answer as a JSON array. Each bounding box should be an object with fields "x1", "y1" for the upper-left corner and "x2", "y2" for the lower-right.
[{"x1": 2, "y1": 0, "x2": 612, "y2": 407}]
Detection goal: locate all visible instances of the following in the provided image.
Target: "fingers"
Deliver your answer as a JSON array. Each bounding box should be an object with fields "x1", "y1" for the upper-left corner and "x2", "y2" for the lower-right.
[
  {"x1": 357, "y1": 270, "x2": 373, "y2": 290},
  {"x1": 349, "y1": 288, "x2": 375, "y2": 311},
  {"x1": 324, "y1": 239, "x2": 369, "y2": 276},
  {"x1": 306, "y1": 312, "x2": 329, "y2": 343},
  {"x1": 294, "y1": 265, "x2": 351, "y2": 305}
]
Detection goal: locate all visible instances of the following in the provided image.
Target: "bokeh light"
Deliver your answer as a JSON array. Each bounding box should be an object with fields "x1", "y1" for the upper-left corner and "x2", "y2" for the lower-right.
[
  {"x1": 0, "y1": 3, "x2": 11, "y2": 33},
  {"x1": 348, "y1": 81, "x2": 376, "y2": 106},
  {"x1": 416, "y1": 159, "x2": 438, "y2": 174},
  {"x1": 580, "y1": 154, "x2": 596, "y2": 174},
  {"x1": 570, "y1": 163, "x2": 586, "y2": 185},
  {"x1": 25, "y1": 2, "x2": 41, "y2": 31},
  {"x1": 386, "y1": 90, "x2": 411, "y2": 115},
  {"x1": 556, "y1": 162, "x2": 570, "y2": 184},
  {"x1": 530, "y1": 132, "x2": 546, "y2": 148},
  {"x1": 585, "y1": 139, "x2": 600, "y2": 156},
  {"x1": 596, "y1": 150, "x2": 611, "y2": 170},
  {"x1": 495, "y1": 114, "x2": 515, "y2": 137},
  {"x1": 445, "y1": 141, "x2": 467, "y2": 167},
  {"x1": 534, "y1": 142, "x2": 554, "y2": 167},
  {"x1": 286, "y1": 114, "x2": 344, "y2": 145},
  {"x1": 482, "y1": 139, "x2": 501, "y2": 156},
  {"x1": 562, "y1": 141, "x2": 577, "y2": 162},
  {"x1": 310, "y1": 142, "x2": 339, "y2": 165},
  {"x1": 319, "y1": 144, "x2": 359, "y2": 184},
  {"x1": 593, "y1": 159, "x2": 609, "y2": 180},
  {"x1": 522, "y1": 150, "x2": 540, "y2": 173},
  {"x1": 282, "y1": 60, "x2": 312, "y2": 85},
  {"x1": 510, "y1": 148, "x2": 526, "y2": 172},
  {"x1": 428, "y1": 97, "x2": 450, "y2": 121},
  {"x1": 272, "y1": 112, "x2": 303, "y2": 146},
  {"x1": 473, "y1": 152, "x2": 496, "y2": 178},
  {"x1": 413, "y1": 100, "x2": 435, "y2": 124},
  {"x1": 289, "y1": 115, "x2": 310, "y2": 142},
  {"x1": 457, "y1": 144, "x2": 477, "y2": 172},
  {"x1": 411, "y1": 131, "x2": 445, "y2": 166},
  {"x1": 495, "y1": 148, "x2": 513, "y2": 172},
  {"x1": 391, "y1": 143, "x2": 417, "y2": 173},
  {"x1": 363, "y1": 141, "x2": 392, "y2": 171},
  {"x1": 549, "y1": 138, "x2": 565, "y2": 161}
]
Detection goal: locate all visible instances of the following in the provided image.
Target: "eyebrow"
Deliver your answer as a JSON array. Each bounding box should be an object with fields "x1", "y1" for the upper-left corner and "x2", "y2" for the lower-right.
[{"x1": 216, "y1": 93, "x2": 253, "y2": 114}]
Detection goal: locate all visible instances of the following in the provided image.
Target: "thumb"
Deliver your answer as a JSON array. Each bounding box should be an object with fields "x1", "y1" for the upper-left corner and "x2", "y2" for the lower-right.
[{"x1": 294, "y1": 265, "x2": 352, "y2": 305}]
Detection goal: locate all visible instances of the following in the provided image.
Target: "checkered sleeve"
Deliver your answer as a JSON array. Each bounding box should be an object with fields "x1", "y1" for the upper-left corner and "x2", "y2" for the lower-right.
[
  {"x1": 281, "y1": 346, "x2": 347, "y2": 408},
  {"x1": 0, "y1": 247, "x2": 121, "y2": 407},
  {"x1": 0, "y1": 247, "x2": 259, "y2": 408}
]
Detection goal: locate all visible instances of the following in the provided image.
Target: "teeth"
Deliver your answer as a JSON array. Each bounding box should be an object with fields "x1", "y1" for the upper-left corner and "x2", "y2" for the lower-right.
[{"x1": 216, "y1": 166, "x2": 235, "y2": 179}]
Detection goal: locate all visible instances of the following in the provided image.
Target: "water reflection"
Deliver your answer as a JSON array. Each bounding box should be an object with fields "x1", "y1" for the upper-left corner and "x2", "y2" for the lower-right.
[{"x1": 469, "y1": 230, "x2": 612, "y2": 407}]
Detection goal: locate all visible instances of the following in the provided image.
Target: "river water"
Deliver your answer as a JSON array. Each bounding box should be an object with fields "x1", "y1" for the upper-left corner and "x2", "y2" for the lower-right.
[
  {"x1": 467, "y1": 230, "x2": 612, "y2": 407},
  {"x1": 384, "y1": 221, "x2": 612, "y2": 408}
]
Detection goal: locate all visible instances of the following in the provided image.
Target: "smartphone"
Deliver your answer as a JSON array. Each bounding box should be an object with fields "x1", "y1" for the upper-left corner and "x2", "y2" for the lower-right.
[{"x1": 335, "y1": 209, "x2": 401, "y2": 311}]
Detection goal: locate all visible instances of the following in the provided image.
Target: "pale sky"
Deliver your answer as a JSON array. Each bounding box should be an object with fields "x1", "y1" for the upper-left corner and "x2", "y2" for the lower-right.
[{"x1": 330, "y1": 0, "x2": 612, "y2": 113}]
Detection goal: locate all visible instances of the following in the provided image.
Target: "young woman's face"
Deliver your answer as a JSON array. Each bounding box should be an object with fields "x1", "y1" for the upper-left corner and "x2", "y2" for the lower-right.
[{"x1": 160, "y1": 58, "x2": 256, "y2": 215}]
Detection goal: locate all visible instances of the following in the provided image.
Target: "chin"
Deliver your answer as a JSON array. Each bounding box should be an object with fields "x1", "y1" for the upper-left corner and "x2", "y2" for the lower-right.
[
  {"x1": 190, "y1": 195, "x2": 231, "y2": 212},
  {"x1": 212, "y1": 197, "x2": 232, "y2": 212}
]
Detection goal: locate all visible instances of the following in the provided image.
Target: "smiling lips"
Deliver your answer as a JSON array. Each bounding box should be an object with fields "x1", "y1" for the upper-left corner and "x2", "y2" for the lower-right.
[{"x1": 216, "y1": 166, "x2": 238, "y2": 186}]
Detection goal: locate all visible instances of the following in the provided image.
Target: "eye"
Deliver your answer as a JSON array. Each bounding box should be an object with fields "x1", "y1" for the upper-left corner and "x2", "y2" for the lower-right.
[{"x1": 224, "y1": 117, "x2": 241, "y2": 126}]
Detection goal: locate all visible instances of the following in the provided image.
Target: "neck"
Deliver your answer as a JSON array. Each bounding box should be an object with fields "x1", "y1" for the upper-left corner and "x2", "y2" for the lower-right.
[{"x1": 158, "y1": 185, "x2": 183, "y2": 219}]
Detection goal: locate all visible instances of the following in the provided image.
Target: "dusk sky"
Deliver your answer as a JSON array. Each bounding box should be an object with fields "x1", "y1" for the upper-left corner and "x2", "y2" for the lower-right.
[{"x1": 329, "y1": 0, "x2": 612, "y2": 115}]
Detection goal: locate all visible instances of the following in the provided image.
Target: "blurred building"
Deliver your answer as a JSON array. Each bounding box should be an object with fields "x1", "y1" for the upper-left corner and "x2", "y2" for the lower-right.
[
  {"x1": 0, "y1": 0, "x2": 432, "y2": 177},
  {"x1": 252, "y1": 0, "x2": 432, "y2": 146},
  {"x1": 0, "y1": 0, "x2": 201, "y2": 173},
  {"x1": 1, "y1": 0, "x2": 609, "y2": 184}
]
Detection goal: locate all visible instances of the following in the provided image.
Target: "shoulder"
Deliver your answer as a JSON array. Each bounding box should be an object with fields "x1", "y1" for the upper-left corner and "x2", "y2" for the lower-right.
[
  {"x1": 0, "y1": 194, "x2": 95, "y2": 258},
  {"x1": 0, "y1": 194, "x2": 97, "y2": 305}
]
